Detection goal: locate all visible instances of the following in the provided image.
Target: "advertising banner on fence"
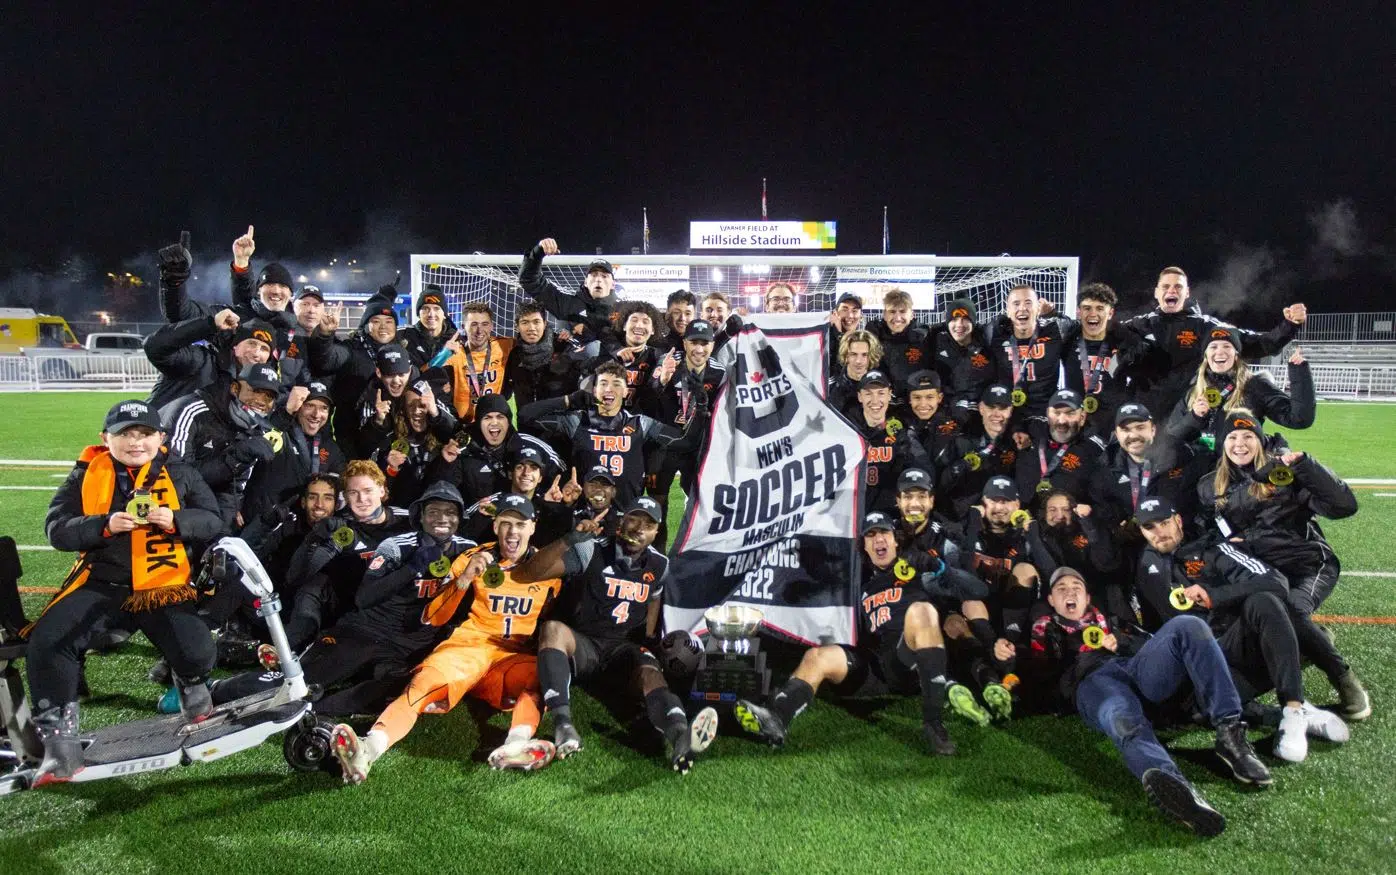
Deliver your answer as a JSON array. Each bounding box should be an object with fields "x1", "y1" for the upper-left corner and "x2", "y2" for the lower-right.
[
  {"x1": 835, "y1": 264, "x2": 938, "y2": 310},
  {"x1": 612, "y1": 264, "x2": 691, "y2": 309},
  {"x1": 664, "y1": 313, "x2": 866, "y2": 644},
  {"x1": 689, "y1": 221, "x2": 837, "y2": 250}
]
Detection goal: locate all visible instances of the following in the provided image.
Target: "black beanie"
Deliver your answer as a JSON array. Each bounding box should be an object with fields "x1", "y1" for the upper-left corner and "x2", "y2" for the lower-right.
[
  {"x1": 258, "y1": 263, "x2": 294, "y2": 290},
  {"x1": 418, "y1": 285, "x2": 445, "y2": 313},
  {"x1": 473, "y1": 393, "x2": 512, "y2": 423}
]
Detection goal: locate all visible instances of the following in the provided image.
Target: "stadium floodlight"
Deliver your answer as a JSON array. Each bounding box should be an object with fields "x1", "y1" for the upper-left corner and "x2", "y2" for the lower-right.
[{"x1": 409, "y1": 253, "x2": 1078, "y2": 337}]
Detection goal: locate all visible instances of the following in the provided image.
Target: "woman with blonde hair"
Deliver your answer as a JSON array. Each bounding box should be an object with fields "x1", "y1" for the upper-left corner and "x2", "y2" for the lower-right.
[{"x1": 1167, "y1": 327, "x2": 1313, "y2": 450}]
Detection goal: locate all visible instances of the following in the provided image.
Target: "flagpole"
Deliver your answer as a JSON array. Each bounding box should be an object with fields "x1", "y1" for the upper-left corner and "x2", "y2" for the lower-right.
[
  {"x1": 882, "y1": 205, "x2": 889, "y2": 255},
  {"x1": 643, "y1": 206, "x2": 650, "y2": 255},
  {"x1": 762, "y1": 177, "x2": 768, "y2": 220}
]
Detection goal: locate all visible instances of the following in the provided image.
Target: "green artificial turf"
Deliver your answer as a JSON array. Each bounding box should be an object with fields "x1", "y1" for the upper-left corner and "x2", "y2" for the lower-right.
[{"x1": 0, "y1": 395, "x2": 1394, "y2": 874}]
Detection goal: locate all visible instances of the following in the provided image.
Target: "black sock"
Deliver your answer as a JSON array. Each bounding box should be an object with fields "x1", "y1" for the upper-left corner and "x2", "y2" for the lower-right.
[
  {"x1": 538, "y1": 647, "x2": 573, "y2": 724},
  {"x1": 913, "y1": 647, "x2": 948, "y2": 725},
  {"x1": 968, "y1": 618, "x2": 997, "y2": 649},
  {"x1": 770, "y1": 678, "x2": 814, "y2": 727},
  {"x1": 644, "y1": 688, "x2": 688, "y2": 745}
]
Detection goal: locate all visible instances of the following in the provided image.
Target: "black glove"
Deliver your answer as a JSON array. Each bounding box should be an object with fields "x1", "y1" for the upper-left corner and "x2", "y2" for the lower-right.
[
  {"x1": 229, "y1": 435, "x2": 276, "y2": 464},
  {"x1": 271, "y1": 502, "x2": 297, "y2": 527},
  {"x1": 378, "y1": 281, "x2": 398, "y2": 297},
  {"x1": 566, "y1": 389, "x2": 593, "y2": 410},
  {"x1": 725, "y1": 312, "x2": 744, "y2": 336},
  {"x1": 157, "y1": 230, "x2": 192, "y2": 286}
]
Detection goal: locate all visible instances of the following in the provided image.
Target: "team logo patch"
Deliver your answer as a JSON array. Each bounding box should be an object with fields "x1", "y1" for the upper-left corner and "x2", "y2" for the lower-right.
[
  {"x1": 970, "y1": 353, "x2": 989, "y2": 369},
  {"x1": 369, "y1": 555, "x2": 386, "y2": 571},
  {"x1": 1184, "y1": 559, "x2": 1205, "y2": 578},
  {"x1": 1177, "y1": 330, "x2": 1198, "y2": 348}
]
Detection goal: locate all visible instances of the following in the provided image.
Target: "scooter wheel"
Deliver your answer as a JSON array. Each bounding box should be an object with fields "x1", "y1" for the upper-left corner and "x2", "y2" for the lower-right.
[{"x1": 283, "y1": 716, "x2": 339, "y2": 775}]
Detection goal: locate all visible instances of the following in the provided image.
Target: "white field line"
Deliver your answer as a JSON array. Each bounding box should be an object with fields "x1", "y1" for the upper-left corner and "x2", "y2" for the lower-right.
[
  {"x1": 0, "y1": 486, "x2": 57, "y2": 491},
  {"x1": 0, "y1": 459, "x2": 74, "y2": 467}
]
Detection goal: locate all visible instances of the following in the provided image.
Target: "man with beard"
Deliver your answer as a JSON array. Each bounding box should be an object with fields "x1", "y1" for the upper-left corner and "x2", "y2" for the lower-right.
[
  {"x1": 241, "y1": 381, "x2": 345, "y2": 523},
  {"x1": 1057, "y1": 283, "x2": 1147, "y2": 438},
  {"x1": 763, "y1": 282, "x2": 798, "y2": 313},
  {"x1": 850, "y1": 370, "x2": 930, "y2": 514},
  {"x1": 146, "y1": 308, "x2": 281, "y2": 413},
  {"x1": 442, "y1": 301, "x2": 514, "y2": 423},
  {"x1": 1124, "y1": 267, "x2": 1306, "y2": 415},
  {"x1": 960, "y1": 476, "x2": 1057, "y2": 646},
  {"x1": 827, "y1": 330, "x2": 882, "y2": 418},
  {"x1": 506, "y1": 302, "x2": 583, "y2": 407},
  {"x1": 900, "y1": 370, "x2": 962, "y2": 470},
  {"x1": 597, "y1": 301, "x2": 664, "y2": 407},
  {"x1": 926, "y1": 298, "x2": 997, "y2": 426},
  {"x1": 427, "y1": 394, "x2": 562, "y2": 505},
  {"x1": 309, "y1": 283, "x2": 401, "y2": 451},
  {"x1": 519, "y1": 237, "x2": 619, "y2": 341},
  {"x1": 1013, "y1": 390, "x2": 1106, "y2": 511},
  {"x1": 166, "y1": 363, "x2": 282, "y2": 529},
  {"x1": 986, "y1": 284, "x2": 1072, "y2": 417},
  {"x1": 863, "y1": 289, "x2": 928, "y2": 395},
  {"x1": 460, "y1": 447, "x2": 574, "y2": 544},
  {"x1": 373, "y1": 380, "x2": 457, "y2": 508},
  {"x1": 239, "y1": 473, "x2": 340, "y2": 596},
  {"x1": 1037, "y1": 490, "x2": 1126, "y2": 620},
  {"x1": 518, "y1": 497, "x2": 720, "y2": 772},
  {"x1": 210, "y1": 482, "x2": 475, "y2": 717},
  {"x1": 657, "y1": 290, "x2": 698, "y2": 355},
  {"x1": 283, "y1": 460, "x2": 411, "y2": 650},
  {"x1": 641, "y1": 320, "x2": 725, "y2": 528},
  {"x1": 939, "y1": 386, "x2": 1019, "y2": 519},
  {"x1": 398, "y1": 285, "x2": 458, "y2": 377},
  {"x1": 1090, "y1": 402, "x2": 1201, "y2": 534},
  {"x1": 519, "y1": 361, "x2": 708, "y2": 507}
]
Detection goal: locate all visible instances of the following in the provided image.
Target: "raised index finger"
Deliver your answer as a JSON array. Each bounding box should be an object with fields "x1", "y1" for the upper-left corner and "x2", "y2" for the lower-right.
[
  {"x1": 247, "y1": 224, "x2": 255, "y2": 239},
  {"x1": 179, "y1": 230, "x2": 190, "y2": 249}
]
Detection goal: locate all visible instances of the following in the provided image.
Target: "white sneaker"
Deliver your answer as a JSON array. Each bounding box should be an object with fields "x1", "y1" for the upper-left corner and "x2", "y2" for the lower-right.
[
  {"x1": 331, "y1": 724, "x2": 380, "y2": 785},
  {"x1": 1274, "y1": 706, "x2": 1308, "y2": 763},
  {"x1": 488, "y1": 738, "x2": 556, "y2": 771},
  {"x1": 690, "y1": 706, "x2": 719, "y2": 754},
  {"x1": 1301, "y1": 702, "x2": 1350, "y2": 743}
]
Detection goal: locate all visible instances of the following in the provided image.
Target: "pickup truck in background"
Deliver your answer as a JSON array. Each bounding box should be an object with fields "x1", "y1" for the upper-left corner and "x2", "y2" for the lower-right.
[{"x1": 20, "y1": 332, "x2": 150, "y2": 381}]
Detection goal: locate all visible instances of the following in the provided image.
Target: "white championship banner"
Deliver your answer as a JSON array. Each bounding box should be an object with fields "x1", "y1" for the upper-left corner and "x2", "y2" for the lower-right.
[{"x1": 665, "y1": 313, "x2": 867, "y2": 645}]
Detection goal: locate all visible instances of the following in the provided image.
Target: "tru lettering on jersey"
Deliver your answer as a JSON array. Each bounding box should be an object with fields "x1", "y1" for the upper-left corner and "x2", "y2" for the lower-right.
[
  {"x1": 590, "y1": 435, "x2": 632, "y2": 452},
  {"x1": 863, "y1": 586, "x2": 904, "y2": 633},
  {"x1": 605, "y1": 577, "x2": 652, "y2": 603},
  {"x1": 867, "y1": 446, "x2": 894, "y2": 463},
  {"x1": 487, "y1": 593, "x2": 535, "y2": 615}
]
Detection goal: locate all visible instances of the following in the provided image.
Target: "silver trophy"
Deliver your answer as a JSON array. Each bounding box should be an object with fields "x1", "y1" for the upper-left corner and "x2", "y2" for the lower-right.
[{"x1": 692, "y1": 603, "x2": 771, "y2": 705}]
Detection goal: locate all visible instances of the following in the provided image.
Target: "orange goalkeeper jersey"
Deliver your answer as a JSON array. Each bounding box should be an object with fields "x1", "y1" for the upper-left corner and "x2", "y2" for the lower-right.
[{"x1": 423, "y1": 542, "x2": 562, "y2": 648}]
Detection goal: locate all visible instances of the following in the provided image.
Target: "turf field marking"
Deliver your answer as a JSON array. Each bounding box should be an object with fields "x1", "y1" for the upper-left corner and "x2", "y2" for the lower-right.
[
  {"x1": 1347, "y1": 479, "x2": 1396, "y2": 485},
  {"x1": 19, "y1": 586, "x2": 58, "y2": 594},
  {"x1": 0, "y1": 486, "x2": 57, "y2": 491},
  {"x1": 1343, "y1": 571, "x2": 1396, "y2": 578},
  {"x1": 0, "y1": 459, "x2": 73, "y2": 467},
  {"x1": 16, "y1": 545, "x2": 55, "y2": 552},
  {"x1": 1373, "y1": 493, "x2": 1396, "y2": 497},
  {"x1": 1314, "y1": 615, "x2": 1396, "y2": 626}
]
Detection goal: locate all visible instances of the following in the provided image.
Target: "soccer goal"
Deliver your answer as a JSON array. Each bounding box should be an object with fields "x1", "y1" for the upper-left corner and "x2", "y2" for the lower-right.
[{"x1": 410, "y1": 254, "x2": 1079, "y2": 337}]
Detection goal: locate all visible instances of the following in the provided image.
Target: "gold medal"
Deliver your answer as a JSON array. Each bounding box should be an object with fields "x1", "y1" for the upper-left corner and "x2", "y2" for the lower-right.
[
  {"x1": 331, "y1": 526, "x2": 355, "y2": 548},
  {"x1": 1268, "y1": 465, "x2": 1294, "y2": 487},
  {"x1": 963, "y1": 452, "x2": 982, "y2": 471},
  {"x1": 1010, "y1": 509, "x2": 1031, "y2": 529},
  {"x1": 263, "y1": 428, "x2": 284, "y2": 453},
  {"x1": 428, "y1": 556, "x2": 452, "y2": 578},
  {"x1": 1204, "y1": 388, "x2": 1222, "y2": 409},
  {"x1": 391, "y1": 438, "x2": 411, "y2": 455},
  {"x1": 1036, "y1": 480, "x2": 1053, "y2": 494},
  {"x1": 482, "y1": 564, "x2": 505, "y2": 588},
  {"x1": 1082, "y1": 396, "x2": 1099, "y2": 414},
  {"x1": 125, "y1": 495, "x2": 154, "y2": 523},
  {"x1": 885, "y1": 418, "x2": 903, "y2": 438},
  {"x1": 1082, "y1": 626, "x2": 1105, "y2": 650},
  {"x1": 1169, "y1": 587, "x2": 1194, "y2": 611},
  {"x1": 893, "y1": 558, "x2": 916, "y2": 582},
  {"x1": 1011, "y1": 388, "x2": 1028, "y2": 407}
]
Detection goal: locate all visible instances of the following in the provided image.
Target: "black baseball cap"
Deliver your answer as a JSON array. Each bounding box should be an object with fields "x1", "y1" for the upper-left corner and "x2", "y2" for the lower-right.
[
  {"x1": 835, "y1": 292, "x2": 863, "y2": 308},
  {"x1": 586, "y1": 258, "x2": 614, "y2": 276},
  {"x1": 861, "y1": 511, "x2": 897, "y2": 536},
  {"x1": 858, "y1": 370, "x2": 892, "y2": 390},
  {"x1": 897, "y1": 468, "x2": 934, "y2": 494},
  {"x1": 103, "y1": 399, "x2": 163, "y2": 434},
  {"x1": 1115, "y1": 402, "x2": 1152, "y2": 426},
  {"x1": 375, "y1": 346, "x2": 412, "y2": 375},
  {"x1": 1135, "y1": 496, "x2": 1176, "y2": 525},
  {"x1": 304, "y1": 381, "x2": 333, "y2": 406},
  {"x1": 495, "y1": 493, "x2": 536, "y2": 520},
  {"x1": 906, "y1": 370, "x2": 942, "y2": 391},
  {"x1": 1049, "y1": 389, "x2": 1083, "y2": 410},
  {"x1": 238, "y1": 363, "x2": 281, "y2": 392},
  {"x1": 624, "y1": 496, "x2": 664, "y2": 523},
  {"x1": 684, "y1": 320, "x2": 715, "y2": 343},
  {"x1": 295, "y1": 285, "x2": 325, "y2": 302},
  {"x1": 981, "y1": 385, "x2": 1013, "y2": 407},
  {"x1": 584, "y1": 465, "x2": 616, "y2": 485},
  {"x1": 513, "y1": 446, "x2": 545, "y2": 468},
  {"x1": 982, "y1": 476, "x2": 1019, "y2": 501},
  {"x1": 233, "y1": 319, "x2": 276, "y2": 350}
]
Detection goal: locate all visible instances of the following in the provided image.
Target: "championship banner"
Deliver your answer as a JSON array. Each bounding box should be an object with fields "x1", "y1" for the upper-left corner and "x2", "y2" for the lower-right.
[{"x1": 665, "y1": 313, "x2": 867, "y2": 645}]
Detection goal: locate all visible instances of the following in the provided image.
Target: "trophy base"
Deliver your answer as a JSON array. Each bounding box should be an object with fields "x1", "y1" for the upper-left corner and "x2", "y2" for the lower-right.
[{"x1": 689, "y1": 637, "x2": 771, "y2": 705}]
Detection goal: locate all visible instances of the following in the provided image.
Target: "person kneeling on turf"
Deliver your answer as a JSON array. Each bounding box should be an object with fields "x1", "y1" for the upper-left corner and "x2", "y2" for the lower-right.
[
  {"x1": 513, "y1": 496, "x2": 719, "y2": 773},
  {"x1": 25, "y1": 400, "x2": 225, "y2": 783},
  {"x1": 331, "y1": 494, "x2": 561, "y2": 783},
  {"x1": 1032, "y1": 567, "x2": 1270, "y2": 836},
  {"x1": 735, "y1": 511, "x2": 984, "y2": 756}
]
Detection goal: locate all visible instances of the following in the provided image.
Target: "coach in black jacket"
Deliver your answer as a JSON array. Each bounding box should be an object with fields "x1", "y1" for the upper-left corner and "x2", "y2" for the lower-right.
[
  {"x1": 146, "y1": 310, "x2": 281, "y2": 413},
  {"x1": 240, "y1": 381, "x2": 345, "y2": 524},
  {"x1": 307, "y1": 283, "x2": 401, "y2": 450}
]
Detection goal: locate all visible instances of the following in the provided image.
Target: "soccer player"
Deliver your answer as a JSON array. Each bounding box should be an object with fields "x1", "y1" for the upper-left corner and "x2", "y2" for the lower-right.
[
  {"x1": 1035, "y1": 491, "x2": 1125, "y2": 620},
  {"x1": 145, "y1": 308, "x2": 279, "y2": 412},
  {"x1": 26, "y1": 400, "x2": 224, "y2": 782},
  {"x1": 1012, "y1": 390, "x2": 1106, "y2": 511},
  {"x1": 371, "y1": 380, "x2": 456, "y2": 507},
  {"x1": 1058, "y1": 282, "x2": 1147, "y2": 437},
  {"x1": 826, "y1": 291, "x2": 864, "y2": 372},
  {"x1": 429, "y1": 393, "x2": 562, "y2": 505},
  {"x1": 900, "y1": 370, "x2": 962, "y2": 470},
  {"x1": 506, "y1": 302, "x2": 583, "y2": 407},
  {"x1": 926, "y1": 298, "x2": 997, "y2": 425},
  {"x1": 658, "y1": 290, "x2": 698, "y2": 355},
  {"x1": 1090, "y1": 402, "x2": 1201, "y2": 533},
  {"x1": 517, "y1": 496, "x2": 720, "y2": 772},
  {"x1": 959, "y1": 476, "x2": 1057, "y2": 644},
  {"x1": 441, "y1": 301, "x2": 514, "y2": 423},
  {"x1": 330, "y1": 494, "x2": 564, "y2": 782},
  {"x1": 307, "y1": 283, "x2": 402, "y2": 451},
  {"x1": 827, "y1": 329, "x2": 882, "y2": 417},
  {"x1": 986, "y1": 284, "x2": 1071, "y2": 416},
  {"x1": 864, "y1": 288, "x2": 929, "y2": 395},
  {"x1": 735, "y1": 511, "x2": 972, "y2": 756},
  {"x1": 519, "y1": 238, "x2": 618, "y2": 341},
  {"x1": 850, "y1": 370, "x2": 930, "y2": 513},
  {"x1": 599, "y1": 301, "x2": 664, "y2": 406},
  {"x1": 939, "y1": 386, "x2": 1019, "y2": 519},
  {"x1": 239, "y1": 381, "x2": 345, "y2": 536},
  {"x1": 398, "y1": 284, "x2": 458, "y2": 375}
]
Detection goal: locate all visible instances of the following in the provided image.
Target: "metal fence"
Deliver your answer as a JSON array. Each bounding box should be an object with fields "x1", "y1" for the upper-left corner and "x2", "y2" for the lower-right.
[
  {"x1": 1295, "y1": 312, "x2": 1396, "y2": 343},
  {"x1": 0, "y1": 354, "x2": 158, "y2": 391}
]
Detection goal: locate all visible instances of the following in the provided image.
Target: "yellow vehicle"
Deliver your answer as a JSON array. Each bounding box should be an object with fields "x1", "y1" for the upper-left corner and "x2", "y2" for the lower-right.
[{"x1": 0, "y1": 308, "x2": 80, "y2": 354}]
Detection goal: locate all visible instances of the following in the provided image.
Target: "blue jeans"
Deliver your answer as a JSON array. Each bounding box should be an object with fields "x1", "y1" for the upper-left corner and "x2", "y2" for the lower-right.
[{"x1": 1075, "y1": 615, "x2": 1242, "y2": 781}]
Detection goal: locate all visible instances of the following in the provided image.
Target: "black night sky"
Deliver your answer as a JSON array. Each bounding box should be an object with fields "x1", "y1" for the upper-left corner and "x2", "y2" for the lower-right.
[{"x1": 2, "y1": 4, "x2": 1392, "y2": 319}]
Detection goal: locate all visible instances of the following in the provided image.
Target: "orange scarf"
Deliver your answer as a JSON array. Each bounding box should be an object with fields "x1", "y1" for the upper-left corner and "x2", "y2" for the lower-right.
[{"x1": 39, "y1": 446, "x2": 193, "y2": 620}]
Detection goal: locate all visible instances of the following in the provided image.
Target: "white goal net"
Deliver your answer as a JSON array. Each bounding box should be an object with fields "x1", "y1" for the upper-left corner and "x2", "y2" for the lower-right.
[{"x1": 410, "y1": 254, "x2": 1079, "y2": 337}]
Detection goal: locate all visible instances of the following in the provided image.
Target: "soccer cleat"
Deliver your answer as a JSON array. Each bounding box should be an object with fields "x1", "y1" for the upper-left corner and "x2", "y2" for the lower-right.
[
  {"x1": 331, "y1": 724, "x2": 376, "y2": 785},
  {"x1": 1300, "y1": 702, "x2": 1350, "y2": 743},
  {"x1": 734, "y1": 700, "x2": 787, "y2": 747},
  {"x1": 981, "y1": 683, "x2": 1013, "y2": 722},
  {"x1": 1213, "y1": 720, "x2": 1272, "y2": 787},
  {"x1": 1274, "y1": 705, "x2": 1308, "y2": 763},
  {"x1": 1142, "y1": 768, "x2": 1226, "y2": 837},
  {"x1": 689, "y1": 706, "x2": 719, "y2": 755},
  {"x1": 923, "y1": 721, "x2": 957, "y2": 756},
  {"x1": 1334, "y1": 670, "x2": 1371, "y2": 721},
  {"x1": 256, "y1": 643, "x2": 281, "y2": 672},
  {"x1": 946, "y1": 683, "x2": 991, "y2": 728},
  {"x1": 553, "y1": 722, "x2": 583, "y2": 759},
  {"x1": 488, "y1": 738, "x2": 556, "y2": 771},
  {"x1": 669, "y1": 724, "x2": 695, "y2": 774}
]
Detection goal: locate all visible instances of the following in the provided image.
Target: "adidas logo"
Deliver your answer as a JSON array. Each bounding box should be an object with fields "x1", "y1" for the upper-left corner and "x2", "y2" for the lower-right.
[
  {"x1": 543, "y1": 688, "x2": 560, "y2": 700},
  {"x1": 1118, "y1": 475, "x2": 1129, "y2": 484},
  {"x1": 1148, "y1": 564, "x2": 1160, "y2": 574},
  {"x1": 939, "y1": 350, "x2": 949, "y2": 357},
  {"x1": 203, "y1": 440, "x2": 214, "y2": 448}
]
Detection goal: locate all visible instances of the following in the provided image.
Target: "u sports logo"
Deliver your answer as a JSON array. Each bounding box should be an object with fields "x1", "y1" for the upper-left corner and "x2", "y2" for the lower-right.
[{"x1": 733, "y1": 344, "x2": 797, "y2": 440}]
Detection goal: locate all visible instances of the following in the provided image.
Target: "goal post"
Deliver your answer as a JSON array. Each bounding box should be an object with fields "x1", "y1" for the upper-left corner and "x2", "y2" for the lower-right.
[{"x1": 409, "y1": 253, "x2": 1079, "y2": 337}]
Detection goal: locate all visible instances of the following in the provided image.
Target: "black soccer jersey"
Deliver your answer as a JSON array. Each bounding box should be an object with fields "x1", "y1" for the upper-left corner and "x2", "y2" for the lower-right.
[
  {"x1": 858, "y1": 550, "x2": 938, "y2": 643},
  {"x1": 560, "y1": 537, "x2": 669, "y2": 641}
]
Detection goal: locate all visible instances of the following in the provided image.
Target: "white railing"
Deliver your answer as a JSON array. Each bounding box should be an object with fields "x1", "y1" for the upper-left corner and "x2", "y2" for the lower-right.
[
  {"x1": 1295, "y1": 312, "x2": 1396, "y2": 344},
  {"x1": 0, "y1": 354, "x2": 159, "y2": 391}
]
